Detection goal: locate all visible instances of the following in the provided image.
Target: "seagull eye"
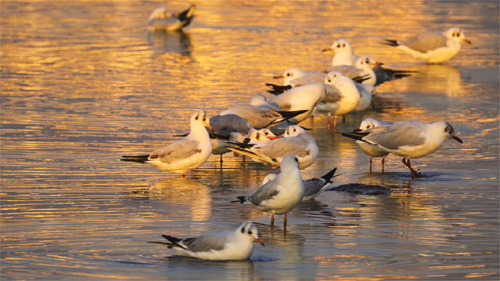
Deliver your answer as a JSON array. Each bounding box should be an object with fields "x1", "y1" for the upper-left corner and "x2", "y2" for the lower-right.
[
  {"x1": 336, "y1": 44, "x2": 341, "y2": 48},
  {"x1": 287, "y1": 73, "x2": 291, "y2": 77},
  {"x1": 248, "y1": 231, "x2": 253, "y2": 235},
  {"x1": 342, "y1": 43, "x2": 346, "y2": 47},
  {"x1": 264, "y1": 131, "x2": 269, "y2": 135}
]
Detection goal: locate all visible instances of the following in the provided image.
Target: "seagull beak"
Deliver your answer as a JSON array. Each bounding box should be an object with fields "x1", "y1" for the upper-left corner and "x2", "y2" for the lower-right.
[
  {"x1": 206, "y1": 124, "x2": 214, "y2": 131},
  {"x1": 462, "y1": 38, "x2": 471, "y2": 45},
  {"x1": 322, "y1": 47, "x2": 333, "y2": 52},
  {"x1": 273, "y1": 75, "x2": 284, "y2": 79},
  {"x1": 374, "y1": 62, "x2": 384, "y2": 66},
  {"x1": 353, "y1": 128, "x2": 362, "y2": 133},
  {"x1": 453, "y1": 135, "x2": 463, "y2": 144},
  {"x1": 254, "y1": 238, "x2": 265, "y2": 247},
  {"x1": 268, "y1": 136, "x2": 283, "y2": 140}
]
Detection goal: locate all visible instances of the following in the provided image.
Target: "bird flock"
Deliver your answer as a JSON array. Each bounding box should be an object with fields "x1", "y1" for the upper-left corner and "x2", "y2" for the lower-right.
[{"x1": 129, "y1": 4, "x2": 469, "y2": 261}]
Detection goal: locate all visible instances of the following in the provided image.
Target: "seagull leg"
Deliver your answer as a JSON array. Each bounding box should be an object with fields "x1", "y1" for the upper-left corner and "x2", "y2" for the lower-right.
[
  {"x1": 382, "y1": 157, "x2": 385, "y2": 172},
  {"x1": 219, "y1": 154, "x2": 223, "y2": 166},
  {"x1": 333, "y1": 115, "x2": 338, "y2": 132},
  {"x1": 342, "y1": 114, "x2": 346, "y2": 123},
  {"x1": 327, "y1": 114, "x2": 331, "y2": 133},
  {"x1": 402, "y1": 158, "x2": 422, "y2": 178},
  {"x1": 271, "y1": 213, "x2": 275, "y2": 227},
  {"x1": 369, "y1": 157, "x2": 373, "y2": 173}
]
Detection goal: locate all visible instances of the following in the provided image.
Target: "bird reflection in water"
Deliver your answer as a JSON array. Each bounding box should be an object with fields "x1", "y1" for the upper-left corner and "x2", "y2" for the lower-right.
[{"x1": 148, "y1": 31, "x2": 192, "y2": 57}]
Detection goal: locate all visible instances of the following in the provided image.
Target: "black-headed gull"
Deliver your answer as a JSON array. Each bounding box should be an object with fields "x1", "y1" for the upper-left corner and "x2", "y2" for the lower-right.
[
  {"x1": 353, "y1": 118, "x2": 394, "y2": 172},
  {"x1": 226, "y1": 125, "x2": 318, "y2": 170},
  {"x1": 317, "y1": 72, "x2": 361, "y2": 132},
  {"x1": 234, "y1": 155, "x2": 305, "y2": 226},
  {"x1": 322, "y1": 39, "x2": 359, "y2": 66},
  {"x1": 342, "y1": 121, "x2": 463, "y2": 178},
  {"x1": 219, "y1": 103, "x2": 306, "y2": 130},
  {"x1": 148, "y1": 222, "x2": 264, "y2": 260},
  {"x1": 147, "y1": 4, "x2": 196, "y2": 32},
  {"x1": 273, "y1": 68, "x2": 326, "y2": 86},
  {"x1": 269, "y1": 82, "x2": 326, "y2": 124},
  {"x1": 121, "y1": 110, "x2": 212, "y2": 176},
  {"x1": 263, "y1": 167, "x2": 338, "y2": 201},
  {"x1": 383, "y1": 27, "x2": 471, "y2": 64}
]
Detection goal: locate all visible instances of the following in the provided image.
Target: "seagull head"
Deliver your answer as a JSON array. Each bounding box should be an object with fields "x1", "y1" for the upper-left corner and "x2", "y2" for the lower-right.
[
  {"x1": 444, "y1": 122, "x2": 463, "y2": 144},
  {"x1": 237, "y1": 222, "x2": 264, "y2": 247},
  {"x1": 191, "y1": 110, "x2": 212, "y2": 130},
  {"x1": 444, "y1": 27, "x2": 471, "y2": 45}
]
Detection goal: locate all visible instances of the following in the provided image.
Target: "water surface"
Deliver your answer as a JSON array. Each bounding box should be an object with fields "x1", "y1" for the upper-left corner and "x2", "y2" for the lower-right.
[{"x1": 1, "y1": 0, "x2": 499, "y2": 280}]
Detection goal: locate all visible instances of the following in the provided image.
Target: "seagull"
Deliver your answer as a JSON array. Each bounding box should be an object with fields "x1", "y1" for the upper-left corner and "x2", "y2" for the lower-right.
[
  {"x1": 263, "y1": 167, "x2": 338, "y2": 201},
  {"x1": 322, "y1": 39, "x2": 359, "y2": 66},
  {"x1": 226, "y1": 125, "x2": 318, "y2": 170},
  {"x1": 383, "y1": 27, "x2": 471, "y2": 64},
  {"x1": 148, "y1": 222, "x2": 264, "y2": 260},
  {"x1": 317, "y1": 72, "x2": 361, "y2": 132},
  {"x1": 353, "y1": 83, "x2": 376, "y2": 112},
  {"x1": 147, "y1": 4, "x2": 196, "y2": 32},
  {"x1": 219, "y1": 103, "x2": 307, "y2": 130},
  {"x1": 269, "y1": 82, "x2": 326, "y2": 124},
  {"x1": 273, "y1": 68, "x2": 326, "y2": 87},
  {"x1": 353, "y1": 118, "x2": 394, "y2": 172},
  {"x1": 121, "y1": 110, "x2": 212, "y2": 176},
  {"x1": 326, "y1": 55, "x2": 380, "y2": 85},
  {"x1": 341, "y1": 121, "x2": 463, "y2": 178},
  {"x1": 233, "y1": 155, "x2": 305, "y2": 226}
]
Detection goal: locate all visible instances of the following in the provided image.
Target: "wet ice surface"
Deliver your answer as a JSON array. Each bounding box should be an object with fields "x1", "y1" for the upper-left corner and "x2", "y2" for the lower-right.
[{"x1": 1, "y1": 0, "x2": 499, "y2": 280}]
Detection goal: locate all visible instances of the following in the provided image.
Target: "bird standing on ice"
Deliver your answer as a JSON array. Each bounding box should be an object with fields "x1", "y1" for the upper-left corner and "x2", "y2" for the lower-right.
[
  {"x1": 121, "y1": 110, "x2": 212, "y2": 176},
  {"x1": 383, "y1": 27, "x2": 471, "y2": 64},
  {"x1": 148, "y1": 222, "x2": 264, "y2": 260}
]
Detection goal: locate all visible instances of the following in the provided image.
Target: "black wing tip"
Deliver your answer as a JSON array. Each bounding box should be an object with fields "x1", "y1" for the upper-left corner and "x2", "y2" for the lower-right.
[
  {"x1": 321, "y1": 167, "x2": 338, "y2": 182},
  {"x1": 383, "y1": 39, "x2": 399, "y2": 47},
  {"x1": 276, "y1": 109, "x2": 308, "y2": 119},
  {"x1": 265, "y1": 83, "x2": 291, "y2": 95},
  {"x1": 120, "y1": 155, "x2": 149, "y2": 163},
  {"x1": 341, "y1": 132, "x2": 367, "y2": 140},
  {"x1": 231, "y1": 196, "x2": 247, "y2": 204}
]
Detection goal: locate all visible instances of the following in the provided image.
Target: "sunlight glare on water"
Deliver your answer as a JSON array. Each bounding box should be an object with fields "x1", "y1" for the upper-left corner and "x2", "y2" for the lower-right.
[{"x1": 1, "y1": 0, "x2": 499, "y2": 280}]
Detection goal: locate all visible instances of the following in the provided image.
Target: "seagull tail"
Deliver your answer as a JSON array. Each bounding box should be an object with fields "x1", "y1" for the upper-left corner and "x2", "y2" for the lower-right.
[
  {"x1": 321, "y1": 167, "x2": 338, "y2": 183},
  {"x1": 277, "y1": 109, "x2": 308, "y2": 120},
  {"x1": 147, "y1": 241, "x2": 175, "y2": 248},
  {"x1": 161, "y1": 235, "x2": 188, "y2": 250},
  {"x1": 383, "y1": 39, "x2": 399, "y2": 47},
  {"x1": 265, "y1": 83, "x2": 292, "y2": 95},
  {"x1": 341, "y1": 132, "x2": 369, "y2": 141},
  {"x1": 231, "y1": 196, "x2": 247, "y2": 204},
  {"x1": 225, "y1": 140, "x2": 255, "y2": 149},
  {"x1": 120, "y1": 155, "x2": 150, "y2": 163},
  {"x1": 177, "y1": 4, "x2": 196, "y2": 22},
  {"x1": 352, "y1": 74, "x2": 372, "y2": 84}
]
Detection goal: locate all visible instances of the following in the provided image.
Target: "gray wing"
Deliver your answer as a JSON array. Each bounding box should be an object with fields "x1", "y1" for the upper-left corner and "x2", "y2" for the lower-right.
[
  {"x1": 254, "y1": 134, "x2": 313, "y2": 158},
  {"x1": 326, "y1": 65, "x2": 364, "y2": 78},
  {"x1": 303, "y1": 178, "x2": 325, "y2": 198},
  {"x1": 210, "y1": 114, "x2": 252, "y2": 137},
  {"x1": 181, "y1": 231, "x2": 230, "y2": 252},
  {"x1": 149, "y1": 139, "x2": 201, "y2": 164},
  {"x1": 403, "y1": 33, "x2": 448, "y2": 53},
  {"x1": 364, "y1": 122, "x2": 427, "y2": 150},
  {"x1": 322, "y1": 84, "x2": 342, "y2": 103},
  {"x1": 220, "y1": 106, "x2": 281, "y2": 129},
  {"x1": 247, "y1": 179, "x2": 281, "y2": 205}
]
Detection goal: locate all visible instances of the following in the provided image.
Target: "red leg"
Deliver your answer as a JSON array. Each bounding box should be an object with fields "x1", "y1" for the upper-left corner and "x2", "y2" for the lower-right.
[
  {"x1": 327, "y1": 115, "x2": 331, "y2": 133},
  {"x1": 284, "y1": 213, "x2": 287, "y2": 226},
  {"x1": 271, "y1": 213, "x2": 275, "y2": 226},
  {"x1": 402, "y1": 158, "x2": 422, "y2": 178},
  {"x1": 382, "y1": 157, "x2": 385, "y2": 173},
  {"x1": 333, "y1": 115, "x2": 338, "y2": 132},
  {"x1": 369, "y1": 157, "x2": 373, "y2": 173}
]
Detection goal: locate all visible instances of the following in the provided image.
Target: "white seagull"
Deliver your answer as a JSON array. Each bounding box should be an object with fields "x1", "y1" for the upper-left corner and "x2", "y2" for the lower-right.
[
  {"x1": 148, "y1": 222, "x2": 264, "y2": 260},
  {"x1": 322, "y1": 39, "x2": 359, "y2": 66},
  {"x1": 342, "y1": 121, "x2": 463, "y2": 178},
  {"x1": 352, "y1": 118, "x2": 394, "y2": 172},
  {"x1": 227, "y1": 125, "x2": 318, "y2": 170},
  {"x1": 317, "y1": 72, "x2": 361, "y2": 132},
  {"x1": 147, "y1": 4, "x2": 196, "y2": 32},
  {"x1": 263, "y1": 167, "x2": 338, "y2": 201},
  {"x1": 121, "y1": 110, "x2": 212, "y2": 176},
  {"x1": 269, "y1": 82, "x2": 326, "y2": 124},
  {"x1": 234, "y1": 155, "x2": 305, "y2": 226},
  {"x1": 383, "y1": 27, "x2": 471, "y2": 64}
]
